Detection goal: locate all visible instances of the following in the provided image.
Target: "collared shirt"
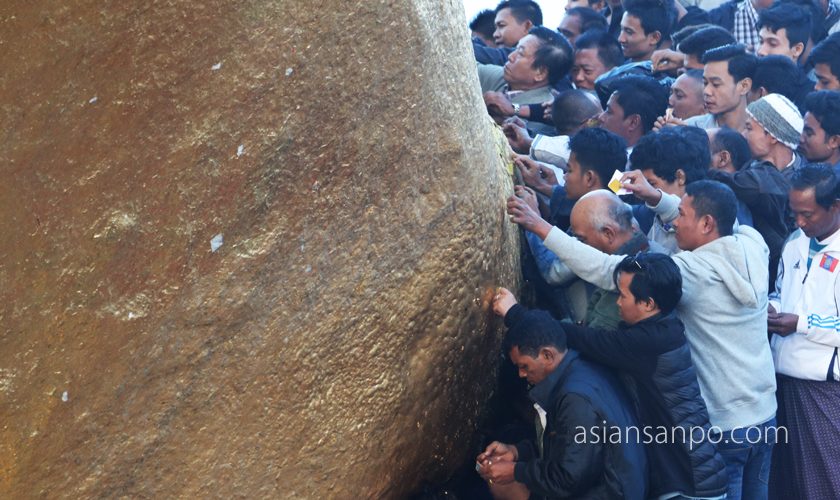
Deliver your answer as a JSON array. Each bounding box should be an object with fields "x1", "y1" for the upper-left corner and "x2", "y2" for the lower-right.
[{"x1": 734, "y1": 0, "x2": 760, "y2": 51}]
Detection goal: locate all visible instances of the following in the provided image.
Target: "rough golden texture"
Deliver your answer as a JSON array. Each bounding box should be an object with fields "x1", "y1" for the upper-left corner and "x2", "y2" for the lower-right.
[{"x1": 0, "y1": 0, "x2": 520, "y2": 496}]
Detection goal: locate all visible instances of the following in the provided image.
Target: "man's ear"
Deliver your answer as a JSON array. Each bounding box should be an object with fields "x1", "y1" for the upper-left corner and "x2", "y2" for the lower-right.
[
  {"x1": 718, "y1": 150, "x2": 732, "y2": 169},
  {"x1": 737, "y1": 77, "x2": 753, "y2": 97},
  {"x1": 540, "y1": 347, "x2": 555, "y2": 362},
  {"x1": 602, "y1": 224, "x2": 617, "y2": 244},
  {"x1": 791, "y1": 42, "x2": 805, "y2": 61},
  {"x1": 675, "y1": 168, "x2": 687, "y2": 186},
  {"x1": 583, "y1": 169, "x2": 596, "y2": 187},
  {"x1": 701, "y1": 214, "x2": 716, "y2": 235},
  {"x1": 648, "y1": 30, "x2": 662, "y2": 48},
  {"x1": 642, "y1": 297, "x2": 657, "y2": 312},
  {"x1": 627, "y1": 113, "x2": 642, "y2": 132},
  {"x1": 828, "y1": 134, "x2": 840, "y2": 152},
  {"x1": 534, "y1": 65, "x2": 548, "y2": 84}
]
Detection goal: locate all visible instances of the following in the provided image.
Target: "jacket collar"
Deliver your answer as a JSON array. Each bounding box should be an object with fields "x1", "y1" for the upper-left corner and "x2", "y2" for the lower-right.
[
  {"x1": 528, "y1": 350, "x2": 579, "y2": 409},
  {"x1": 618, "y1": 310, "x2": 672, "y2": 330},
  {"x1": 792, "y1": 226, "x2": 840, "y2": 257}
]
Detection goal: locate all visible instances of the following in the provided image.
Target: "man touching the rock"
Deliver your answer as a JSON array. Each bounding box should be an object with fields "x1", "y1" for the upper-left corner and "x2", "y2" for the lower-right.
[
  {"x1": 479, "y1": 27, "x2": 574, "y2": 136},
  {"x1": 477, "y1": 288, "x2": 646, "y2": 500}
]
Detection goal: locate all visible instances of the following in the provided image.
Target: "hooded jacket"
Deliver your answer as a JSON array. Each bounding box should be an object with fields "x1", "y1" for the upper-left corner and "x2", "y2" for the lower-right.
[{"x1": 542, "y1": 192, "x2": 777, "y2": 431}]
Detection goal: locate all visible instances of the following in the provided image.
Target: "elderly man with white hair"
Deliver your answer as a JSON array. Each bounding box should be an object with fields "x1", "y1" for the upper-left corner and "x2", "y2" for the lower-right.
[{"x1": 514, "y1": 186, "x2": 666, "y2": 330}]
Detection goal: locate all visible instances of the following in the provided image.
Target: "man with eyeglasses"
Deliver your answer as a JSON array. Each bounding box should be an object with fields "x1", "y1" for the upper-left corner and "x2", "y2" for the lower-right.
[{"x1": 507, "y1": 179, "x2": 778, "y2": 500}]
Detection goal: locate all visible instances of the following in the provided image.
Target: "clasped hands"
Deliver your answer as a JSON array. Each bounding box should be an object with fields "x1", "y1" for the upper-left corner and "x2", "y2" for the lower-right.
[{"x1": 476, "y1": 441, "x2": 518, "y2": 486}]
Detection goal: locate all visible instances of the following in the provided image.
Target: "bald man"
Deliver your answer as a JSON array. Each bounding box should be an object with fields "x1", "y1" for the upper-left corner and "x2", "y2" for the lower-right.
[{"x1": 520, "y1": 187, "x2": 667, "y2": 330}]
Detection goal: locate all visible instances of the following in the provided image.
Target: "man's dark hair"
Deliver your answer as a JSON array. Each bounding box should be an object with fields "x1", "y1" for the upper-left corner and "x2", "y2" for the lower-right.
[
  {"x1": 677, "y1": 126, "x2": 713, "y2": 171},
  {"x1": 684, "y1": 180, "x2": 738, "y2": 236},
  {"x1": 791, "y1": 164, "x2": 840, "y2": 209},
  {"x1": 470, "y1": 9, "x2": 497, "y2": 41},
  {"x1": 670, "y1": 23, "x2": 714, "y2": 47},
  {"x1": 677, "y1": 26, "x2": 736, "y2": 59},
  {"x1": 752, "y1": 55, "x2": 803, "y2": 105},
  {"x1": 569, "y1": 128, "x2": 628, "y2": 186},
  {"x1": 623, "y1": 0, "x2": 674, "y2": 45},
  {"x1": 575, "y1": 29, "x2": 625, "y2": 69},
  {"x1": 780, "y1": 0, "x2": 827, "y2": 43},
  {"x1": 503, "y1": 309, "x2": 567, "y2": 357},
  {"x1": 630, "y1": 127, "x2": 708, "y2": 183},
  {"x1": 711, "y1": 127, "x2": 752, "y2": 170},
  {"x1": 529, "y1": 26, "x2": 575, "y2": 85},
  {"x1": 613, "y1": 253, "x2": 683, "y2": 315},
  {"x1": 804, "y1": 91, "x2": 840, "y2": 137},
  {"x1": 551, "y1": 89, "x2": 603, "y2": 134},
  {"x1": 701, "y1": 43, "x2": 758, "y2": 83},
  {"x1": 611, "y1": 74, "x2": 670, "y2": 134},
  {"x1": 810, "y1": 33, "x2": 840, "y2": 82},
  {"x1": 566, "y1": 7, "x2": 609, "y2": 34},
  {"x1": 495, "y1": 0, "x2": 543, "y2": 26},
  {"x1": 756, "y1": 3, "x2": 812, "y2": 50}
]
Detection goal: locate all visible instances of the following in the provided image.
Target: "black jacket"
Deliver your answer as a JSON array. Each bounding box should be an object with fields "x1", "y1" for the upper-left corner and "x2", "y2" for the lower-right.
[
  {"x1": 473, "y1": 39, "x2": 514, "y2": 66},
  {"x1": 563, "y1": 313, "x2": 728, "y2": 498},
  {"x1": 708, "y1": 0, "x2": 739, "y2": 33},
  {"x1": 505, "y1": 305, "x2": 647, "y2": 499}
]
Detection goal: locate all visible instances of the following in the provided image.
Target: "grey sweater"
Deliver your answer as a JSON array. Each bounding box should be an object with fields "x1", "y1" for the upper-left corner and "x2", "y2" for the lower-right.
[{"x1": 542, "y1": 193, "x2": 777, "y2": 431}]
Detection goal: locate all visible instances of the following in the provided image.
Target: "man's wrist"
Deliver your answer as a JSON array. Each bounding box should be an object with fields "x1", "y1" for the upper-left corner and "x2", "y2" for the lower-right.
[
  {"x1": 535, "y1": 182, "x2": 554, "y2": 197},
  {"x1": 532, "y1": 219, "x2": 553, "y2": 240},
  {"x1": 645, "y1": 188, "x2": 663, "y2": 207},
  {"x1": 512, "y1": 103, "x2": 521, "y2": 117}
]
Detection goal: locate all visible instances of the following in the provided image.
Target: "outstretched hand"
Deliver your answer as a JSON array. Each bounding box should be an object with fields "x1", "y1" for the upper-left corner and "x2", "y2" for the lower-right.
[
  {"x1": 492, "y1": 288, "x2": 518, "y2": 317},
  {"x1": 514, "y1": 156, "x2": 558, "y2": 196},
  {"x1": 620, "y1": 170, "x2": 662, "y2": 205},
  {"x1": 503, "y1": 120, "x2": 533, "y2": 154},
  {"x1": 507, "y1": 192, "x2": 553, "y2": 239},
  {"x1": 513, "y1": 185, "x2": 539, "y2": 213},
  {"x1": 484, "y1": 91, "x2": 515, "y2": 124},
  {"x1": 651, "y1": 48, "x2": 684, "y2": 74}
]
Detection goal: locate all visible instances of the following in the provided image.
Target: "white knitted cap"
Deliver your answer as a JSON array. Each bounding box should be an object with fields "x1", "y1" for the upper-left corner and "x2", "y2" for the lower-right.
[{"x1": 745, "y1": 93, "x2": 804, "y2": 150}]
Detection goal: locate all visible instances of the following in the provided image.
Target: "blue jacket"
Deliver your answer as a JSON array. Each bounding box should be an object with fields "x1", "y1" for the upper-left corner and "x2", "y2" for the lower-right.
[{"x1": 506, "y1": 305, "x2": 648, "y2": 499}]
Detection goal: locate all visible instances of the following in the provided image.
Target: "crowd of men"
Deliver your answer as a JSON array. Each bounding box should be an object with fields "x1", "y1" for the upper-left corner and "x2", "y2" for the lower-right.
[{"x1": 465, "y1": 0, "x2": 840, "y2": 498}]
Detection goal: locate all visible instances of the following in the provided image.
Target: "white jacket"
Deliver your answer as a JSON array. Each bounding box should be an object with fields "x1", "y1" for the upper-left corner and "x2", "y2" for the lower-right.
[{"x1": 770, "y1": 228, "x2": 840, "y2": 381}]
